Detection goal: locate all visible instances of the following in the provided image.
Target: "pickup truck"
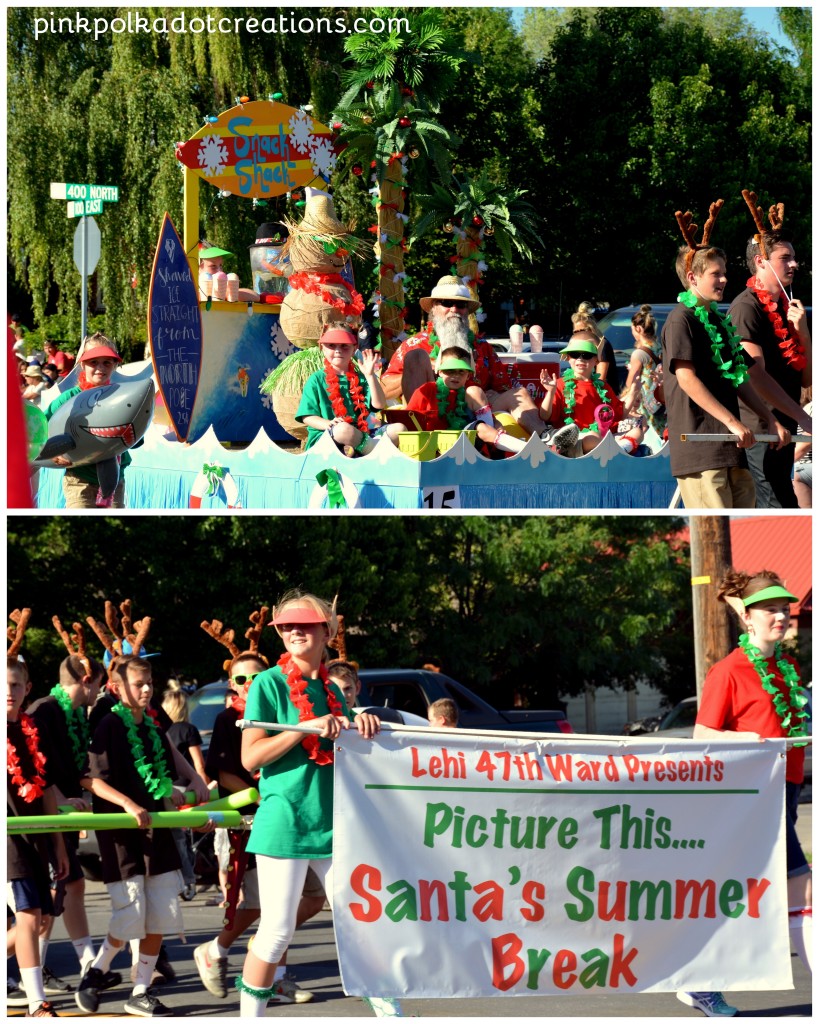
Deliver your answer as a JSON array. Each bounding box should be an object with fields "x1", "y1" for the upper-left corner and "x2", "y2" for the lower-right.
[{"x1": 357, "y1": 668, "x2": 573, "y2": 734}]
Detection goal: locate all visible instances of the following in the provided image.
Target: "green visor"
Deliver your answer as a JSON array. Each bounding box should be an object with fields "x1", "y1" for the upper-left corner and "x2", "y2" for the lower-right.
[
  {"x1": 743, "y1": 584, "x2": 797, "y2": 607},
  {"x1": 199, "y1": 246, "x2": 233, "y2": 259},
  {"x1": 560, "y1": 339, "x2": 598, "y2": 358},
  {"x1": 439, "y1": 358, "x2": 474, "y2": 373}
]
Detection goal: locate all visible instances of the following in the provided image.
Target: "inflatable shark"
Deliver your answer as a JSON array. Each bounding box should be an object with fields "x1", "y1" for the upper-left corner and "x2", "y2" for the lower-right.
[{"x1": 33, "y1": 379, "x2": 155, "y2": 497}]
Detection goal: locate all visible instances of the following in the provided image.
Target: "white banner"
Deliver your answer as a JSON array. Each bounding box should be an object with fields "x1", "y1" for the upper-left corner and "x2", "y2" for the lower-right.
[{"x1": 333, "y1": 730, "x2": 791, "y2": 998}]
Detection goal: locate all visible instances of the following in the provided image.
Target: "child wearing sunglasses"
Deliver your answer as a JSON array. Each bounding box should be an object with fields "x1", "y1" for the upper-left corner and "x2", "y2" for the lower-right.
[{"x1": 296, "y1": 327, "x2": 406, "y2": 455}]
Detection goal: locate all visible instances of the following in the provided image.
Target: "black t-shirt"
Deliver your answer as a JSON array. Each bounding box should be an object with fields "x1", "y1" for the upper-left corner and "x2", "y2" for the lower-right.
[
  {"x1": 204, "y1": 706, "x2": 257, "y2": 814},
  {"x1": 166, "y1": 720, "x2": 203, "y2": 786},
  {"x1": 662, "y1": 302, "x2": 751, "y2": 477},
  {"x1": 598, "y1": 338, "x2": 619, "y2": 393},
  {"x1": 88, "y1": 711, "x2": 182, "y2": 883},
  {"x1": 729, "y1": 286, "x2": 801, "y2": 433},
  {"x1": 28, "y1": 694, "x2": 87, "y2": 798},
  {"x1": 7, "y1": 717, "x2": 59, "y2": 883}
]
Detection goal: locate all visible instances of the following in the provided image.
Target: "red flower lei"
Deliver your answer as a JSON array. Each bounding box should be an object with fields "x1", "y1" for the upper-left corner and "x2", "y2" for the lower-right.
[
  {"x1": 229, "y1": 692, "x2": 246, "y2": 714},
  {"x1": 278, "y1": 652, "x2": 343, "y2": 766},
  {"x1": 324, "y1": 360, "x2": 370, "y2": 434},
  {"x1": 8, "y1": 714, "x2": 47, "y2": 803},
  {"x1": 288, "y1": 271, "x2": 365, "y2": 318},
  {"x1": 747, "y1": 276, "x2": 807, "y2": 371}
]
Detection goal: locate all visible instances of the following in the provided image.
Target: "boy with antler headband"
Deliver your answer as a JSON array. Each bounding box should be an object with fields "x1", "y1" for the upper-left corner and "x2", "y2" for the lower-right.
[
  {"x1": 661, "y1": 199, "x2": 790, "y2": 508},
  {"x1": 727, "y1": 191, "x2": 812, "y2": 508},
  {"x1": 7, "y1": 616, "x2": 69, "y2": 1017},
  {"x1": 27, "y1": 619, "x2": 111, "y2": 1000}
]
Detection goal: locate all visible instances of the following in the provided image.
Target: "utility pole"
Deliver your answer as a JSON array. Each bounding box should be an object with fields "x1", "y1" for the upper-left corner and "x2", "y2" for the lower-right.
[{"x1": 689, "y1": 516, "x2": 734, "y2": 700}]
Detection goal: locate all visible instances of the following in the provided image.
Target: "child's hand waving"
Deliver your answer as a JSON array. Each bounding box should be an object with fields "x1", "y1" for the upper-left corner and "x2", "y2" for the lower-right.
[{"x1": 540, "y1": 370, "x2": 558, "y2": 391}]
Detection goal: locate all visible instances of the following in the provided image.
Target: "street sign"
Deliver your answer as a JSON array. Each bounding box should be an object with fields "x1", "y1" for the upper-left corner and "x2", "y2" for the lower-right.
[
  {"x1": 67, "y1": 199, "x2": 105, "y2": 217},
  {"x1": 73, "y1": 216, "x2": 101, "y2": 275},
  {"x1": 50, "y1": 182, "x2": 119, "y2": 202}
]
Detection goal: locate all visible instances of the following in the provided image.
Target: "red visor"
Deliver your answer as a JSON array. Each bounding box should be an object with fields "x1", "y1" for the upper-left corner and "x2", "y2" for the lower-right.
[{"x1": 271, "y1": 605, "x2": 329, "y2": 625}]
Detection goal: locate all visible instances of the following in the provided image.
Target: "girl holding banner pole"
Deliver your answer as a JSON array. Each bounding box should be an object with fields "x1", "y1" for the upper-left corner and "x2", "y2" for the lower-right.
[
  {"x1": 679, "y1": 570, "x2": 811, "y2": 1017},
  {"x1": 236, "y1": 592, "x2": 389, "y2": 1017}
]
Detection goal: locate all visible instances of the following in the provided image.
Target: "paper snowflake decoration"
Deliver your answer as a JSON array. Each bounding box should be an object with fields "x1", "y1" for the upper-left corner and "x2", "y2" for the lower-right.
[
  {"x1": 269, "y1": 321, "x2": 295, "y2": 362},
  {"x1": 198, "y1": 134, "x2": 229, "y2": 177},
  {"x1": 288, "y1": 109, "x2": 313, "y2": 150},
  {"x1": 308, "y1": 136, "x2": 337, "y2": 178}
]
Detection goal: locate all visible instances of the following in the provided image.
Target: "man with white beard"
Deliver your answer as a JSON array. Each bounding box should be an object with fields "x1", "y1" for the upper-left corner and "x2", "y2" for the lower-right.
[{"x1": 381, "y1": 276, "x2": 548, "y2": 438}]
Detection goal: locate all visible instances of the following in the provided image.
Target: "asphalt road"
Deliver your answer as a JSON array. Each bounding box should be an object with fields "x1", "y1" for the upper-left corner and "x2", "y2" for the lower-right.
[{"x1": 10, "y1": 805, "x2": 812, "y2": 1018}]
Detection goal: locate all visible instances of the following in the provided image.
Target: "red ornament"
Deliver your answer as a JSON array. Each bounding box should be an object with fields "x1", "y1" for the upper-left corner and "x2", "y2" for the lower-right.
[
  {"x1": 398, "y1": 116, "x2": 411, "y2": 128},
  {"x1": 366, "y1": 81, "x2": 374, "y2": 90},
  {"x1": 473, "y1": 216, "x2": 484, "y2": 227},
  {"x1": 352, "y1": 164, "x2": 363, "y2": 176},
  {"x1": 332, "y1": 121, "x2": 343, "y2": 130},
  {"x1": 401, "y1": 87, "x2": 414, "y2": 97}
]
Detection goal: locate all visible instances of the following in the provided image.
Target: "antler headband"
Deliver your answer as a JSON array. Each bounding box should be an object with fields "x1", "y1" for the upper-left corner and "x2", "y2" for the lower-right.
[
  {"x1": 675, "y1": 199, "x2": 724, "y2": 274},
  {"x1": 201, "y1": 618, "x2": 242, "y2": 674},
  {"x1": 53, "y1": 615, "x2": 91, "y2": 677},
  {"x1": 741, "y1": 189, "x2": 785, "y2": 261},
  {"x1": 7, "y1": 608, "x2": 32, "y2": 658}
]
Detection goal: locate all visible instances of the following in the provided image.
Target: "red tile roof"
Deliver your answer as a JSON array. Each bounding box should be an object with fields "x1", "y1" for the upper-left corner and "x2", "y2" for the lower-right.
[
  {"x1": 678, "y1": 516, "x2": 811, "y2": 612},
  {"x1": 728, "y1": 516, "x2": 812, "y2": 612}
]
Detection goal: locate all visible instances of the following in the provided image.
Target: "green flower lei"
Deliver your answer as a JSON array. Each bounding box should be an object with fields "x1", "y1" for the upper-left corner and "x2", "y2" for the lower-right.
[
  {"x1": 111, "y1": 703, "x2": 174, "y2": 799},
  {"x1": 738, "y1": 634, "x2": 810, "y2": 745},
  {"x1": 562, "y1": 368, "x2": 609, "y2": 432},
  {"x1": 678, "y1": 291, "x2": 749, "y2": 387},
  {"x1": 435, "y1": 378, "x2": 470, "y2": 429},
  {"x1": 50, "y1": 684, "x2": 90, "y2": 772}
]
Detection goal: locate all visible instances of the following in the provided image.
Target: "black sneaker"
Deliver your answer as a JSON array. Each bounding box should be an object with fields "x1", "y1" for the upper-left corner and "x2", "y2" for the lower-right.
[
  {"x1": 124, "y1": 992, "x2": 174, "y2": 1017},
  {"x1": 75, "y1": 967, "x2": 105, "y2": 1014},
  {"x1": 42, "y1": 968, "x2": 74, "y2": 995},
  {"x1": 98, "y1": 970, "x2": 122, "y2": 991},
  {"x1": 153, "y1": 945, "x2": 176, "y2": 983},
  {"x1": 25, "y1": 1000, "x2": 59, "y2": 1017}
]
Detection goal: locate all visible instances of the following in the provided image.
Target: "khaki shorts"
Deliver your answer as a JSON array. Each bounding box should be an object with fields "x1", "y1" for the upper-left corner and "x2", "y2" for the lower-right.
[
  {"x1": 106, "y1": 870, "x2": 183, "y2": 941},
  {"x1": 63, "y1": 471, "x2": 126, "y2": 509},
  {"x1": 677, "y1": 467, "x2": 755, "y2": 509}
]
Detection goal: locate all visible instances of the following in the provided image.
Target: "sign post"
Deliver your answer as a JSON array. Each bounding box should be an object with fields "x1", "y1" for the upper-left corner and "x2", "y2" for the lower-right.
[{"x1": 50, "y1": 182, "x2": 119, "y2": 343}]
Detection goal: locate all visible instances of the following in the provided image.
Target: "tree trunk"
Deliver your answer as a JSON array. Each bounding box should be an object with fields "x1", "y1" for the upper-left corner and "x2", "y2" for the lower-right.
[
  {"x1": 375, "y1": 158, "x2": 406, "y2": 361},
  {"x1": 455, "y1": 225, "x2": 483, "y2": 335}
]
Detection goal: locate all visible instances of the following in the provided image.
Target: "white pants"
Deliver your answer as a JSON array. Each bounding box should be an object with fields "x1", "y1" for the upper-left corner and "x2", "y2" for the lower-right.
[{"x1": 252, "y1": 856, "x2": 332, "y2": 965}]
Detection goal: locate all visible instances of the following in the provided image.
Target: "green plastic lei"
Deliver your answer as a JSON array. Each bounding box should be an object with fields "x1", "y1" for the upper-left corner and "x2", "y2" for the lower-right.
[
  {"x1": 562, "y1": 368, "x2": 609, "y2": 432},
  {"x1": 436, "y1": 378, "x2": 470, "y2": 429},
  {"x1": 50, "y1": 684, "x2": 90, "y2": 772},
  {"x1": 678, "y1": 291, "x2": 749, "y2": 387},
  {"x1": 738, "y1": 634, "x2": 809, "y2": 745},
  {"x1": 235, "y1": 977, "x2": 275, "y2": 1001},
  {"x1": 111, "y1": 703, "x2": 174, "y2": 798}
]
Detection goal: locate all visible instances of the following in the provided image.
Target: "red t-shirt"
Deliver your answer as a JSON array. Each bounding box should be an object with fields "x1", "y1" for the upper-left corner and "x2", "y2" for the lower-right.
[
  {"x1": 49, "y1": 350, "x2": 75, "y2": 377},
  {"x1": 547, "y1": 375, "x2": 624, "y2": 431},
  {"x1": 697, "y1": 645, "x2": 805, "y2": 783},
  {"x1": 406, "y1": 381, "x2": 471, "y2": 431},
  {"x1": 384, "y1": 329, "x2": 512, "y2": 395}
]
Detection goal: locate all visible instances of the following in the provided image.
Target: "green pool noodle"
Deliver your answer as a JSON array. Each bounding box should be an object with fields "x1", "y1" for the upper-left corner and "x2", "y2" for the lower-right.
[{"x1": 9, "y1": 809, "x2": 244, "y2": 835}]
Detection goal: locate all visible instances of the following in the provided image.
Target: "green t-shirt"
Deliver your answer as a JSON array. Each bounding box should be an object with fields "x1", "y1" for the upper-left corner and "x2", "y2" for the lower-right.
[
  {"x1": 295, "y1": 368, "x2": 373, "y2": 451},
  {"x1": 44, "y1": 386, "x2": 132, "y2": 486},
  {"x1": 244, "y1": 664, "x2": 346, "y2": 859}
]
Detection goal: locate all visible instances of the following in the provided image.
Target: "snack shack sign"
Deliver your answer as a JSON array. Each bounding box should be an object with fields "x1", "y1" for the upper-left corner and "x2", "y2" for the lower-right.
[
  {"x1": 333, "y1": 731, "x2": 793, "y2": 998},
  {"x1": 175, "y1": 99, "x2": 341, "y2": 199}
]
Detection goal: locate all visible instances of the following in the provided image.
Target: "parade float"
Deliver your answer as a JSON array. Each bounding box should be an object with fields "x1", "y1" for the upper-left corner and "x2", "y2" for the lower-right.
[{"x1": 32, "y1": 97, "x2": 675, "y2": 510}]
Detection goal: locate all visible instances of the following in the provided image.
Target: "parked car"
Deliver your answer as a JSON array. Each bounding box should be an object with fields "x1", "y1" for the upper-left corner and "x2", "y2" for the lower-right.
[
  {"x1": 186, "y1": 678, "x2": 430, "y2": 757},
  {"x1": 357, "y1": 668, "x2": 573, "y2": 734},
  {"x1": 655, "y1": 695, "x2": 698, "y2": 738}
]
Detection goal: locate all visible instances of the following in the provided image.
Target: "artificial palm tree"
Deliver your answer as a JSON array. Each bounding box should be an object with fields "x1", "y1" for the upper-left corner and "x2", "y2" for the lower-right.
[
  {"x1": 410, "y1": 170, "x2": 544, "y2": 324},
  {"x1": 333, "y1": 82, "x2": 459, "y2": 357},
  {"x1": 331, "y1": 9, "x2": 468, "y2": 358}
]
